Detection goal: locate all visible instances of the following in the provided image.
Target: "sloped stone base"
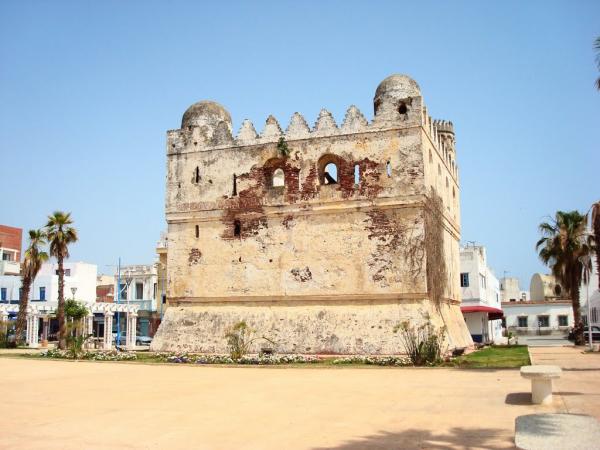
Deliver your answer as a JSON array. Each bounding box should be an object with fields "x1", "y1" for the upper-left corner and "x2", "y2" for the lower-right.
[{"x1": 150, "y1": 299, "x2": 473, "y2": 355}]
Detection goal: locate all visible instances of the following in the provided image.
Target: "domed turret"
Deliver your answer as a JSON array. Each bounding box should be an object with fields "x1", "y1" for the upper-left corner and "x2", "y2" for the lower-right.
[
  {"x1": 181, "y1": 100, "x2": 232, "y2": 131},
  {"x1": 374, "y1": 74, "x2": 421, "y2": 116}
]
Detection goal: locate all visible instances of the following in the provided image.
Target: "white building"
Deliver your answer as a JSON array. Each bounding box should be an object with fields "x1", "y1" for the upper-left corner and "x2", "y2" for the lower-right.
[
  {"x1": 459, "y1": 244, "x2": 503, "y2": 344},
  {"x1": 500, "y1": 277, "x2": 529, "y2": 302},
  {"x1": 0, "y1": 261, "x2": 97, "y2": 304},
  {"x1": 503, "y1": 300, "x2": 573, "y2": 336},
  {"x1": 113, "y1": 264, "x2": 158, "y2": 336}
]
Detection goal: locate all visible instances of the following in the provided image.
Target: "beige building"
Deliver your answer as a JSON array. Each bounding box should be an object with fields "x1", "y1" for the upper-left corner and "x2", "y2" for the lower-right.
[{"x1": 151, "y1": 74, "x2": 472, "y2": 354}]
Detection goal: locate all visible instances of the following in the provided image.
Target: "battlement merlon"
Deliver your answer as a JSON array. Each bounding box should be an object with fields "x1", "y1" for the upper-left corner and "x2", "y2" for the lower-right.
[{"x1": 166, "y1": 75, "x2": 457, "y2": 166}]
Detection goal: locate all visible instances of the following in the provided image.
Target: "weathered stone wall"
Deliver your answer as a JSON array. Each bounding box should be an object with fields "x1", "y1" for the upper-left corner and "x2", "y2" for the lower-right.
[
  {"x1": 151, "y1": 298, "x2": 473, "y2": 354},
  {"x1": 151, "y1": 74, "x2": 473, "y2": 354}
]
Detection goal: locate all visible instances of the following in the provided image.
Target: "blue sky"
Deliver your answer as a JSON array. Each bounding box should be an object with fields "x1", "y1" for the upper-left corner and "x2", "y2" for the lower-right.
[{"x1": 1, "y1": 1, "x2": 599, "y2": 287}]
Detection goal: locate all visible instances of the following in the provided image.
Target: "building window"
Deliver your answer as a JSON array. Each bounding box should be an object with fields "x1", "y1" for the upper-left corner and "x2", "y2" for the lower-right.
[
  {"x1": 56, "y1": 269, "x2": 71, "y2": 276},
  {"x1": 135, "y1": 282, "x2": 143, "y2": 300},
  {"x1": 460, "y1": 273, "x2": 469, "y2": 287},
  {"x1": 233, "y1": 173, "x2": 237, "y2": 196},
  {"x1": 479, "y1": 274, "x2": 486, "y2": 289},
  {"x1": 272, "y1": 168, "x2": 285, "y2": 187},
  {"x1": 0, "y1": 288, "x2": 6, "y2": 301},
  {"x1": 234, "y1": 220, "x2": 241, "y2": 238},
  {"x1": 518, "y1": 316, "x2": 528, "y2": 328},
  {"x1": 195, "y1": 225, "x2": 199, "y2": 238},
  {"x1": 194, "y1": 166, "x2": 200, "y2": 184},
  {"x1": 354, "y1": 164, "x2": 360, "y2": 185},
  {"x1": 153, "y1": 282, "x2": 157, "y2": 300},
  {"x1": 521, "y1": 293, "x2": 527, "y2": 301},
  {"x1": 39, "y1": 286, "x2": 46, "y2": 301},
  {"x1": 537, "y1": 315, "x2": 550, "y2": 328},
  {"x1": 119, "y1": 284, "x2": 127, "y2": 301},
  {"x1": 2, "y1": 252, "x2": 12, "y2": 261},
  {"x1": 558, "y1": 315, "x2": 568, "y2": 327}
]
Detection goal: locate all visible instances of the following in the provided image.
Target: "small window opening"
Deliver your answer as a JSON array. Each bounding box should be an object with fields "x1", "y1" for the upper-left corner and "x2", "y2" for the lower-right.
[
  {"x1": 272, "y1": 168, "x2": 285, "y2": 187},
  {"x1": 354, "y1": 164, "x2": 360, "y2": 185},
  {"x1": 234, "y1": 219, "x2": 241, "y2": 237},
  {"x1": 446, "y1": 177, "x2": 449, "y2": 188},
  {"x1": 429, "y1": 149, "x2": 433, "y2": 164},
  {"x1": 438, "y1": 164, "x2": 441, "y2": 175},
  {"x1": 398, "y1": 102, "x2": 408, "y2": 115},
  {"x1": 452, "y1": 187, "x2": 456, "y2": 198},
  {"x1": 195, "y1": 225, "x2": 199, "y2": 238},
  {"x1": 233, "y1": 174, "x2": 237, "y2": 196},
  {"x1": 194, "y1": 167, "x2": 200, "y2": 183},
  {"x1": 386, "y1": 161, "x2": 392, "y2": 178},
  {"x1": 324, "y1": 163, "x2": 338, "y2": 185}
]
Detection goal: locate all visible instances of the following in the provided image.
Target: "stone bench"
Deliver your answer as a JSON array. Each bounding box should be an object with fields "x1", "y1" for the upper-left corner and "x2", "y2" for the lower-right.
[
  {"x1": 515, "y1": 413, "x2": 600, "y2": 449},
  {"x1": 520, "y1": 365, "x2": 562, "y2": 405}
]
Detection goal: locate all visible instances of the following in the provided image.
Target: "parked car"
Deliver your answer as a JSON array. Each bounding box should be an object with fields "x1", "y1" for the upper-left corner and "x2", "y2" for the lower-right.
[
  {"x1": 568, "y1": 326, "x2": 600, "y2": 342},
  {"x1": 136, "y1": 336, "x2": 152, "y2": 346}
]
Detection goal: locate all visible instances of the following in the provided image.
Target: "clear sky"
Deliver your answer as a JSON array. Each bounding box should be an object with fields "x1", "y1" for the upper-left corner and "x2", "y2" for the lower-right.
[{"x1": 1, "y1": 1, "x2": 599, "y2": 286}]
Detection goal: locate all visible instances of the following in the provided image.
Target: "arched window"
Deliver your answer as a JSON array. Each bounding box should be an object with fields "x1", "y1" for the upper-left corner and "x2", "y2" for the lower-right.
[
  {"x1": 354, "y1": 164, "x2": 360, "y2": 185},
  {"x1": 272, "y1": 168, "x2": 285, "y2": 187},
  {"x1": 323, "y1": 163, "x2": 338, "y2": 184},
  {"x1": 318, "y1": 154, "x2": 342, "y2": 185},
  {"x1": 398, "y1": 102, "x2": 408, "y2": 115},
  {"x1": 386, "y1": 161, "x2": 392, "y2": 178}
]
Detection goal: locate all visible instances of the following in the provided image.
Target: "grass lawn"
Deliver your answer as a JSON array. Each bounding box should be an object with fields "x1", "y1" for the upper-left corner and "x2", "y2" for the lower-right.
[{"x1": 452, "y1": 345, "x2": 530, "y2": 369}]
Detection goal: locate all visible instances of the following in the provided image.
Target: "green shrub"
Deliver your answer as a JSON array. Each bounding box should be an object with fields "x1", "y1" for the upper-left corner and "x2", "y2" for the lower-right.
[
  {"x1": 224, "y1": 321, "x2": 275, "y2": 360},
  {"x1": 394, "y1": 321, "x2": 446, "y2": 366}
]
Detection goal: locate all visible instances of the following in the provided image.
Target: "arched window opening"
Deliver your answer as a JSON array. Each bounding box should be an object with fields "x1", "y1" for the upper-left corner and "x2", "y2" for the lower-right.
[
  {"x1": 194, "y1": 167, "x2": 200, "y2": 184},
  {"x1": 323, "y1": 163, "x2": 338, "y2": 185},
  {"x1": 272, "y1": 168, "x2": 285, "y2": 187},
  {"x1": 354, "y1": 164, "x2": 360, "y2": 185},
  {"x1": 195, "y1": 225, "x2": 199, "y2": 238},
  {"x1": 233, "y1": 174, "x2": 237, "y2": 196},
  {"x1": 234, "y1": 219, "x2": 241, "y2": 238},
  {"x1": 398, "y1": 102, "x2": 408, "y2": 115},
  {"x1": 386, "y1": 161, "x2": 392, "y2": 178}
]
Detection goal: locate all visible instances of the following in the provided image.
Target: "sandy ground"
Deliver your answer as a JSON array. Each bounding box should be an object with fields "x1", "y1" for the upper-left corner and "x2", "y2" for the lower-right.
[{"x1": 0, "y1": 356, "x2": 566, "y2": 450}]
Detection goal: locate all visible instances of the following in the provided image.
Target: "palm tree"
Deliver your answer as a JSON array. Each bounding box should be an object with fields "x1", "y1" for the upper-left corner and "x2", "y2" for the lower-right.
[
  {"x1": 536, "y1": 211, "x2": 595, "y2": 345},
  {"x1": 592, "y1": 202, "x2": 600, "y2": 289},
  {"x1": 15, "y1": 229, "x2": 48, "y2": 345},
  {"x1": 46, "y1": 211, "x2": 78, "y2": 350}
]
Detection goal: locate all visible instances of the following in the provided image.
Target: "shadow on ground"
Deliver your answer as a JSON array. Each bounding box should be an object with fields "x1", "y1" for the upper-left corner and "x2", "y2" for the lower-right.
[{"x1": 311, "y1": 427, "x2": 514, "y2": 449}]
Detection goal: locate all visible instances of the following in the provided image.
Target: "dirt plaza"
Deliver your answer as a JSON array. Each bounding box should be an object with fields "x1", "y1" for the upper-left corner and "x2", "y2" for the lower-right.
[{"x1": 4, "y1": 351, "x2": 596, "y2": 450}]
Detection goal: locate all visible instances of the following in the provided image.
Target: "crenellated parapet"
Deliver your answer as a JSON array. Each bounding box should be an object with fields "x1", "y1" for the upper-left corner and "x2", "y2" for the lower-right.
[{"x1": 167, "y1": 74, "x2": 458, "y2": 182}]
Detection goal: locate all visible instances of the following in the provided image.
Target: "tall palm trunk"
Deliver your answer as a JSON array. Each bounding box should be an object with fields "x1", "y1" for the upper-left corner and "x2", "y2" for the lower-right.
[
  {"x1": 571, "y1": 276, "x2": 584, "y2": 345},
  {"x1": 15, "y1": 277, "x2": 32, "y2": 345},
  {"x1": 57, "y1": 256, "x2": 66, "y2": 349}
]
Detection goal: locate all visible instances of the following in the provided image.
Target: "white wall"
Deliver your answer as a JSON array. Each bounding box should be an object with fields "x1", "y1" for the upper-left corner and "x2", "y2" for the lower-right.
[
  {"x1": 0, "y1": 262, "x2": 97, "y2": 304},
  {"x1": 503, "y1": 302, "x2": 573, "y2": 335}
]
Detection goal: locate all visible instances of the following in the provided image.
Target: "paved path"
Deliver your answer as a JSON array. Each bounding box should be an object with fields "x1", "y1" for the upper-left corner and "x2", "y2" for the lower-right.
[
  {"x1": 529, "y1": 346, "x2": 600, "y2": 419},
  {"x1": 0, "y1": 358, "x2": 561, "y2": 449}
]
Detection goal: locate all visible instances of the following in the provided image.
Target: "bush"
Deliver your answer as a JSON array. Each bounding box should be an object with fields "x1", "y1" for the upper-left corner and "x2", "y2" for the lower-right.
[
  {"x1": 224, "y1": 321, "x2": 275, "y2": 360},
  {"x1": 394, "y1": 321, "x2": 446, "y2": 366},
  {"x1": 40, "y1": 349, "x2": 137, "y2": 361}
]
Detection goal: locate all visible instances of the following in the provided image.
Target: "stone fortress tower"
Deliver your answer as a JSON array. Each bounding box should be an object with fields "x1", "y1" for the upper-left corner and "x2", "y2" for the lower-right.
[{"x1": 151, "y1": 74, "x2": 473, "y2": 354}]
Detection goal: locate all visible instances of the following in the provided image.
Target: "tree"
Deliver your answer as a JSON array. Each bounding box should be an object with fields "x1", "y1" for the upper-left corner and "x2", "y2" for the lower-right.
[
  {"x1": 536, "y1": 211, "x2": 595, "y2": 345},
  {"x1": 15, "y1": 229, "x2": 48, "y2": 345},
  {"x1": 46, "y1": 211, "x2": 78, "y2": 350},
  {"x1": 592, "y1": 202, "x2": 600, "y2": 290}
]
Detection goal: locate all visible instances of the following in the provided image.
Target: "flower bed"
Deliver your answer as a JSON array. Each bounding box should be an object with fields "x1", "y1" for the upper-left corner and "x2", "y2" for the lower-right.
[
  {"x1": 40, "y1": 349, "x2": 138, "y2": 361},
  {"x1": 155, "y1": 353, "x2": 319, "y2": 365},
  {"x1": 331, "y1": 355, "x2": 411, "y2": 366}
]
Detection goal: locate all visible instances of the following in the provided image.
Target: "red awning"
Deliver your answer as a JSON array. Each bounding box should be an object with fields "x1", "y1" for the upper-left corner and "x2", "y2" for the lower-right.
[{"x1": 460, "y1": 305, "x2": 504, "y2": 320}]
